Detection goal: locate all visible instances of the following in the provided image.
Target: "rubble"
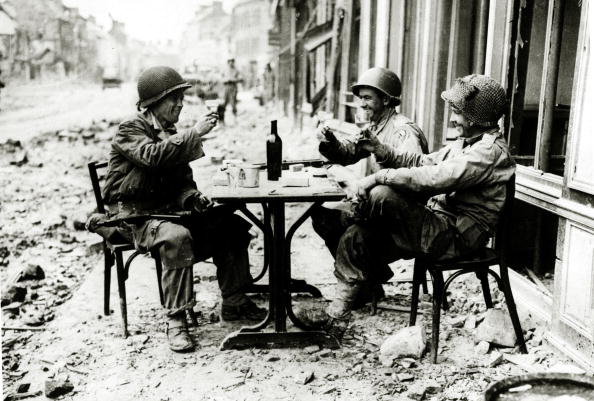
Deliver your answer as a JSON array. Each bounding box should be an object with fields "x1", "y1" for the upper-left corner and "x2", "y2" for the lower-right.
[
  {"x1": 44, "y1": 376, "x2": 74, "y2": 398},
  {"x1": 475, "y1": 309, "x2": 517, "y2": 347},
  {"x1": 294, "y1": 370, "x2": 315, "y2": 385},
  {"x1": 16, "y1": 264, "x2": 45, "y2": 281},
  {"x1": 379, "y1": 324, "x2": 426, "y2": 366},
  {"x1": 2, "y1": 286, "x2": 27, "y2": 306}
]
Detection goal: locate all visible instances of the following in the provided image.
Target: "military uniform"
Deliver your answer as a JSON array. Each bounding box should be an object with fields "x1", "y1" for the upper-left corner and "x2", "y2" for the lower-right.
[
  {"x1": 312, "y1": 108, "x2": 428, "y2": 283},
  {"x1": 334, "y1": 128, "x2": 515, "y2": 288},
  {"x1": 103, "y1": 110, "x2": 254, "y2": 315},
  {"x1": 222, "y1": 65, "x2": 241, "y2": 116}
]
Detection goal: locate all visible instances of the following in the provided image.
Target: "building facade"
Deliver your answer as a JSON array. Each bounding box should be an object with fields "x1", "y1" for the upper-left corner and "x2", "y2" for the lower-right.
[
  {"x1": 179, "y1": 1, "x2": 230, "y2": 72},
  {"x1": 230, "y1": 0, "x2": 274, "y2": 88}
]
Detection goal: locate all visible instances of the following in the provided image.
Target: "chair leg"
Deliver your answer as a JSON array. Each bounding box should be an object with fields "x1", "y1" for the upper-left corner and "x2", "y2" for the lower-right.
[
  {"x1": 500, "y1": 265, "x2": 527, "y2": 353},
  {"x1": 421, "y1": 274, "x2": 429, "y2": 295},
  {"x1": 409, "y1": 261, "x2": 425, "y2": 326},
  {"x1": 431, "y1": 271, "x2": 445, "y2": 364},
  {"x1": 476, "y1": 269, "x2": 493, "y2": 308},
  {"x1": 104, "y1": 246, "x2": 113, "y2": 315},
  {"x1": 114, "y1": 251, "x2": 129, "y2": 338},
  {"x1": 152, "y1": 250, "x2": 165, "y2": 307}
]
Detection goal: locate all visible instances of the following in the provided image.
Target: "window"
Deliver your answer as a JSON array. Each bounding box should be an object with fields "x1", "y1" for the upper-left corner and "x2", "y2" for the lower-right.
[{"x1": 507, "y1": 0, "x2": 582, "y2": 176}]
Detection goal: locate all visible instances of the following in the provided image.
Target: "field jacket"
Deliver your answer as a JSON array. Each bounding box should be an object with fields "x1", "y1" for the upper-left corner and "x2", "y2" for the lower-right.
[
  {"x1": 319, "y1": 109, "x2": 428, "y2": 176},
  {"x1": 103, "y1": 110, "x2": 204, "y2": 216},
  {"x1": 374, "y1": 128, "x2": 516, "y2": 244}
]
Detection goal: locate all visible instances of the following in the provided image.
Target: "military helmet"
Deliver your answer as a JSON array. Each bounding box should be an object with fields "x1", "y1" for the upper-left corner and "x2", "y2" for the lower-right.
[
  {"x1": 441, "y1": 74, "x2": 507, "y2": 126},
  {"x1": 136, "y1": 66, "x2": 192, "y2": 109},
  {"x1": 352, "y1": 67, "x2": 402, "y2": 106}
]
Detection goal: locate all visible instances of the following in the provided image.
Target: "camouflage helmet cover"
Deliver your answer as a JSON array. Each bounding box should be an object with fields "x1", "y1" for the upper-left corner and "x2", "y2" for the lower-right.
[
  {"x1": 137, "y1": 66, "x2": 192, "y2": 109},
  {"x1": 441, "y1": 74, "x2": 507, "y2": 126}
]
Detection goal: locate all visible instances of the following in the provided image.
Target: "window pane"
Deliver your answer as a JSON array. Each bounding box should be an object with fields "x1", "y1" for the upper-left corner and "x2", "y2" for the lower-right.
[
  {"x1": 543, "y1": 0, "x2": 581, "y2": 175},
  {"x1": 511, "y1": 0, "x2": 548, "y2": 167}
]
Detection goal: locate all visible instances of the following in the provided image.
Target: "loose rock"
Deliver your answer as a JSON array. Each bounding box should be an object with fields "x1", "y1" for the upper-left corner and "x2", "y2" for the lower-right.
[
  {"x1": 44, "y1": 376, "x2": 74, "y2": 398},
  {"x1": 16, "y1": 264, "x2": 45, "y2": 281},
  {"x1": 2, "y1": 285, "x2": 27, "y2": 306},
  {"x1": 475, "y1": 309, "x2": 517, "y2": 347},
  {"x1": 379, "y1": 324, "x2": 426, "y2": 366}
]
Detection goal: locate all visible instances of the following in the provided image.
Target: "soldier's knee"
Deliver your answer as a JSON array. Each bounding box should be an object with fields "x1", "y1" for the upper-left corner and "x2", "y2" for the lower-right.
[
  {"x1": 159, "y1": 223, "x2": 194, "y2": 268},
  {"x1": 366, "y1": 185, "x2": 408, "y2": 217}
]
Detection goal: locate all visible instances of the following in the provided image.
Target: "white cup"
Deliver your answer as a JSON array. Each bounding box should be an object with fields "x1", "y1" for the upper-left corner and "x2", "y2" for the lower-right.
[{"x1": 237, "y1": 164, "x2": 260, "y2": 188}]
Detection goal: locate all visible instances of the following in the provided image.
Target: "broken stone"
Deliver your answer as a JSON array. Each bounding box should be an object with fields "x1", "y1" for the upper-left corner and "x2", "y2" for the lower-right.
[
  {"x1": 379, "y1": 324, "x2": 426, "y2": 367},
  {"x1": 303, "y1": 345, "x2": 320, "y2": 354},
  {"x1": 44, "y1": 376, "x2": 74, "y2": 398},
  {"x1": 475, "y1": 341, "x2": 490, "y2": 355},
  {"x1": 23, "y1": 311, "x2": 44, "y2": 326},
  {"x1": 16, "y1": 264, "x2": 45, "y2": 281},
  {"x1": 486, "y1": 352, "x2": 503, "y2": 368},
  {"x1": 397, "y1": 373, "x2": 414, "y2": 382},
  {"x1": 503, "y1": 353, "x2": 537, "y2": 372},
  {"x1": 2, "y1": 302, "x2": 22, "y2": 315},
  {"x1": 546, "y1": 363, "x2": 586, "y2": 375},
  {"x1": 475, "y1": 309, "x2": 517, "y2": 347},
  {"x1": 464, "y1": 315, "x2": 477, "y2": 330},
  {"x1": 1, "y1": 285, "x2": 27, "y2": 306},
  {"x1": 294, "y1": 370, "x2": 314, "y2": 385},
  {"x1": 318, "y1": 349, "x2": 333, "y2": 358},
  {"x1": 449, "y1": 315, "x2": 466, "y2": 328},
  {"x1": 400, "y1": 358, "x2": 416, "y2": 369}
]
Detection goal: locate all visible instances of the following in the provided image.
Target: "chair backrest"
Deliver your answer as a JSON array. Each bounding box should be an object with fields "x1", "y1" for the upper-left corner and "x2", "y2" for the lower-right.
[
  {"x1": 88, "y1": 161, "x2": 109, "y2": 214},
  {"x1": 494, "y1": 174, "x2": 516, "y2": 255}
]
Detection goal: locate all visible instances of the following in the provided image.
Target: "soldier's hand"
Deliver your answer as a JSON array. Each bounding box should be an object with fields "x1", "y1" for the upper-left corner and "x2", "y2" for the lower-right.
[
  {"x1": 192, "y1": 193, "x2": 214, "y2": 213},
  {"x1": 357, "y1": 129, "x2": 381, "y2": 152},
  {"x1": 193, "y1": 111, "x2": 219, "y2": 136},
  {"x1": 316, "y1": 124, "x2": 337, "y2": 142},
  {"x1": 354, "y1": 175, "x2": 378, "y2": 201}
]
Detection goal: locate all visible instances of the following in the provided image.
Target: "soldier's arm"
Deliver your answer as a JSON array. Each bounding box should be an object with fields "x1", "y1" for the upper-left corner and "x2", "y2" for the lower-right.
[
  {"x1": 374, "y1": 141, "x2": 503, "y2": 193},
  {"x1": 319, "y1": 132, "x2": 370, "y2": 166},
  {"x1": 113, "y1": 120, "x2": 205, "y2": 170}
]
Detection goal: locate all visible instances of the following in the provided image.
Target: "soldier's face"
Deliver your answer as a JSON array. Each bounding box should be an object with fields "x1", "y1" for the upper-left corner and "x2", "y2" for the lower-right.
[
  {"x1": 449, "y1": 109, "x2": 472, "y2": 137},
  {"x1": 153, "y1": 91, "x2": 184, "y2": 125},
  {"x1": 357, "y1": 88, "x2": 388, "y2": 122}
]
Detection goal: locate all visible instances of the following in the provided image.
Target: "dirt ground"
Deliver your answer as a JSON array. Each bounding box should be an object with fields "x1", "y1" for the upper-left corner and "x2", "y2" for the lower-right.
[{"x1": 0, "y1": 80, "x2": 585, "y2": 401}]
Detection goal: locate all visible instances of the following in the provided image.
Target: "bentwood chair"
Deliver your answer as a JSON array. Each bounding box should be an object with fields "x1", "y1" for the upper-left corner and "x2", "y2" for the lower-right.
[
  {"x1": 409, "y1": 175, "x2": 527, "y2": 363},
  {"x1": 87, "y1": 161, "x2": 198, "y2": 337}
]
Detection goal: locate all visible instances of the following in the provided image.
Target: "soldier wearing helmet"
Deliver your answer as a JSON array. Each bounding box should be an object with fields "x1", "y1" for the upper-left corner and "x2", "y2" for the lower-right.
[
  {"x1": 301, "y1": 74, "x2": 515, "y2": 338},
  {"x1": 101, "y1": 66, "x2": 266, "y2": 352},
  {"x1": 309, "y1": 67, "x2": 428, "y2": 317}
]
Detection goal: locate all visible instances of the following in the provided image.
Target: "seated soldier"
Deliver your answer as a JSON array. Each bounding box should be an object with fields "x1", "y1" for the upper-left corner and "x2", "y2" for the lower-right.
[
  {"x1": 301, "y1": 74, "x2": 515, "y2": 338},
  {"x1": 102, "y1": 66, "x2": 265, "y2": 352},
  {"x1": 311, "y1": 67, "x2": 428, "y2": 310}
]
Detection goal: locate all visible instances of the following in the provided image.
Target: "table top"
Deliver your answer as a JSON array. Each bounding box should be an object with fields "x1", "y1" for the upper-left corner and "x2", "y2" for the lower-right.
[{"x1": 209, "y1": 170, "x2": 347, "y2": 203}]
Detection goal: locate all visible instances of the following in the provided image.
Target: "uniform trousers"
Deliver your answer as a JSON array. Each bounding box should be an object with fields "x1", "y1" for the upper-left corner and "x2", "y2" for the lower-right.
[{"x1": 130, "y1": 207, "x2": 253, "y2": 316}]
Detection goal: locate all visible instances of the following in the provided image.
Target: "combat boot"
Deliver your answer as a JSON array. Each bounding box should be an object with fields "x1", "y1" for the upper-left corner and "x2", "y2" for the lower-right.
[
  {"x1": 166, "y1": 313, "x2": 195, "y2": 353},
  {"x1": 297, "y1": 281, "x2": 362, "y2": 340}
]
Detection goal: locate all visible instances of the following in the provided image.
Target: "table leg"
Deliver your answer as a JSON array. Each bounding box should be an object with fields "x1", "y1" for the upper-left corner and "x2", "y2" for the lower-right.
[{"x1": 219, "y1": 201, "x2": 339, "y2": 350}]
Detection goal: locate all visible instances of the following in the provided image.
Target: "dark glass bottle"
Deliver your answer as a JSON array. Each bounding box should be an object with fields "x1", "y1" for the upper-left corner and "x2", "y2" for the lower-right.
[{"x1": 266, "y1": 120, "x2": 282, "y2": 181}]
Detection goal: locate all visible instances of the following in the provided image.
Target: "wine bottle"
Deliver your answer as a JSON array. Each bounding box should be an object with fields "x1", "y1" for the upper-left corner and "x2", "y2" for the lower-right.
[{"x1": 266, "y1": 120, "x2": 282, "y2": 181}]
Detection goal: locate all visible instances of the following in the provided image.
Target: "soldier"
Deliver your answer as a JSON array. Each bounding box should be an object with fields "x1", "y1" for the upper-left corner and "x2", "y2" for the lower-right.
[
  {"x1": 302, "y1": 74, "x2": 515, "y2": 338},
  {"x1": 220, "y1": 58, "x2": 242, "y2": 123},
  {"x1": 102, "y1": 66, "x2": 265, "y2": 352},
  {"x1": 311, "y1": 67, "x2": 428, "y2": 311}
]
